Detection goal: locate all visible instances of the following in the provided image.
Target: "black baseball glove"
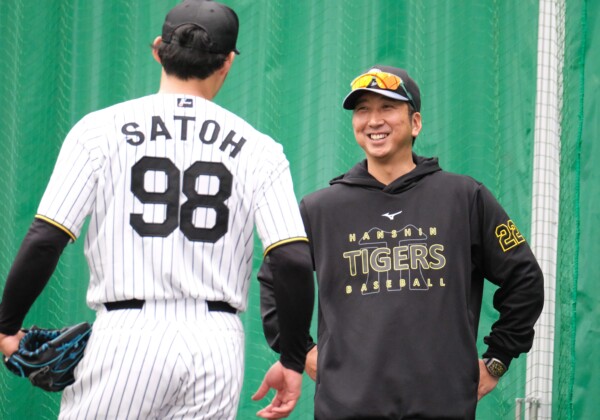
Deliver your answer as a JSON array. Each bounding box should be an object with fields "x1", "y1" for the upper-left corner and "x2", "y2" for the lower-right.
[{"x1": 3, "y1": 321, "x2": 92, "y2": 392}]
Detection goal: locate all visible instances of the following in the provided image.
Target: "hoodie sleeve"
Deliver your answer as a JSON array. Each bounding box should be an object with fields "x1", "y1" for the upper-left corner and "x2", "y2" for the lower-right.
[{"x1": 471, "y1": 184, "x2": 544, "y2": 368}]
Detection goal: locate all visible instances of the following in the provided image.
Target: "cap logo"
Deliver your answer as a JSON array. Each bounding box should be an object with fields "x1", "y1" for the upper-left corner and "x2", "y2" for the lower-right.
[{"x1": 367, "y1": 79, "x2": 379, "y2": 88}]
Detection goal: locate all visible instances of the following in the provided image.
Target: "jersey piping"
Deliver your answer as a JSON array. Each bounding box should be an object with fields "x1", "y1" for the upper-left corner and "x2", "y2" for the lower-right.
[
  {"x1": 35, "y1": 215, "x2": 76, "y2": 241},
  {"x1": 263, "y1": 237, "x2": 309, "y2": 256}
]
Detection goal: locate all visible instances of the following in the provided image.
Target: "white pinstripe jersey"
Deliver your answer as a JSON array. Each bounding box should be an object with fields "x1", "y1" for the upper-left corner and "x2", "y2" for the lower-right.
[{"x1": 37, "y1": 93, "x2": 307, "y2": 311}]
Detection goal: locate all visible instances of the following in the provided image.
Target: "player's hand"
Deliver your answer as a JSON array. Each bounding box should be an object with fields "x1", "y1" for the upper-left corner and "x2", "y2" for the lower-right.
[
  {"x1": 0, "y1": 330, "x2": 25, "y2": 358},
  {"x1": 477, "y1": 359, "x2": 499, "y2": 401},
  {"x1": 305, "y1": 345, "x2": 317, "y2": 381},
  {"x1": 252, "y1": 361, "x2": 303, "y2": 419}
]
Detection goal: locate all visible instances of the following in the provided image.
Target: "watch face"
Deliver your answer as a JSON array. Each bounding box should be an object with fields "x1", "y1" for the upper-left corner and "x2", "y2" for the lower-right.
[{"x1": 487, "y1": 359, "x2": 507, "y2": 377}]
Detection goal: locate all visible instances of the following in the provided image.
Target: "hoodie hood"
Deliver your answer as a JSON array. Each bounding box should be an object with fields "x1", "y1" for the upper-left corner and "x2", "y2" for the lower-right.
[{"x1": 329, "y1": 154, "x2": 441, "y2": 194}]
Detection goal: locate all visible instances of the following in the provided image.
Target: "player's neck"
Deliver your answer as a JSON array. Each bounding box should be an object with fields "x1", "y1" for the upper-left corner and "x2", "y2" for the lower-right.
[
  {"x1": 157, "y1": 71, "x2": 221, "y2": 100},
  {"x1": 366, "y1": 152, "x2": 416, "y2": 185}
]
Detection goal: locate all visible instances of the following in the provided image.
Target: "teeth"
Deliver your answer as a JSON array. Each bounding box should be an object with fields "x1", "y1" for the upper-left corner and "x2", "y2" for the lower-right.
[{"x1": 370, "y1": 133, "x2": 387, "y2": 140}]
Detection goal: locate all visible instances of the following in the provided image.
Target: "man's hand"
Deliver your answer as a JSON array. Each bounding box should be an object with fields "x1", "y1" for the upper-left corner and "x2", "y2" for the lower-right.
[
  {"x1": 0, "y1": 331, "x2": 25, "y2": 358},
  {"x1": 305, "y1": 345, "x2": 317, "y2": 381},
  {"x1": 252, "y1": 361, "x2": 303, "y2": 419},
  {"x1": 478, "y1": 359, "x2": 499, "y2": 400}
]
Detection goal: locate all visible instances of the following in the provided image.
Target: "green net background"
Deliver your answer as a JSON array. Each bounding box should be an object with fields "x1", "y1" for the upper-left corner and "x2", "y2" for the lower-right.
[
  {"x1": 0, "y1": 1, "x2": 597, "y2": 419},
  {"x1": 554, "y1": 0, "x2": 599, "y2": 419}
]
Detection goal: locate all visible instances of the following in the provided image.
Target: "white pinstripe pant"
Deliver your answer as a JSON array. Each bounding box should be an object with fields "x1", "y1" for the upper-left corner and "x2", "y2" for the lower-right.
[{"x1": 59, "y1": 299, "x2": 244, "y2": 419}]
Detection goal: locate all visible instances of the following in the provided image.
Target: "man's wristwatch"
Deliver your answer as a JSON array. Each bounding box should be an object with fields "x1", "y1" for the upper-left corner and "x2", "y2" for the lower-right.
[{"x1": 484, "y1": 358, "x2": 507, "y2": 378}]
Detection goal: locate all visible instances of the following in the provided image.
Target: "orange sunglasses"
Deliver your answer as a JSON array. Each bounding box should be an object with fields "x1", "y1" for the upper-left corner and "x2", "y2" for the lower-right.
[{"x1": 350, "y1": 71, "x2": 416, "y2": 110}]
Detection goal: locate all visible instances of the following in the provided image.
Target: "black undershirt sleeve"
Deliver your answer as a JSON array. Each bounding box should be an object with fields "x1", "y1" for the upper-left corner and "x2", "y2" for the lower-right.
[
  {"x1": 257, "y1": 260, "x2": 282, "y2": 352},
  {"x1": 262, "y1": 240, "x2": 315, "y2": 373},
  {"x1": 258, "y1": 255, "x2": 315, "y2": 354},
  {"x1": 0, "y1": 218, "x2": 71, "y2": 335}
]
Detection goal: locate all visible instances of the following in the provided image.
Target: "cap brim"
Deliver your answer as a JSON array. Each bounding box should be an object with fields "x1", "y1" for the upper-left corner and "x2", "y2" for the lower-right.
[{"x1": 342, "y1": 88, "x2": 410, "y2": 110}]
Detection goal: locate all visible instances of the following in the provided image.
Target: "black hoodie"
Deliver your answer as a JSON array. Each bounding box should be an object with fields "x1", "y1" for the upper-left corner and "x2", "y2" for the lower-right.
[{"x1": 300, "y1": 155, "x2": 544, "y2": 419}]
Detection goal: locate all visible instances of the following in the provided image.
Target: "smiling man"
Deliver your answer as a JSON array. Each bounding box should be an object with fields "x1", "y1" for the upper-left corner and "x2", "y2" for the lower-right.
[{"x1": 255, "y1": 65, "x2": 545, "y2": 419}]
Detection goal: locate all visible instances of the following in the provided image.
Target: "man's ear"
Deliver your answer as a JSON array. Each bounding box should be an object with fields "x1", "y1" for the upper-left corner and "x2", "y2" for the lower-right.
[
  {"x1": 151, "y1": 36, "x2": 162, "y2": 64},
  {"x1": 411, "y1": 111, "x2": 422, "y2": 138},
  {"x1": 221, "y1": 51, "x2": 236, "y2": 75}
]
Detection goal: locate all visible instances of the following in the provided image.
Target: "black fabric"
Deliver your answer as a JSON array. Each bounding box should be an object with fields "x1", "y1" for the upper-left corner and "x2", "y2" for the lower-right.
[
  {"x1": 103, "y1": 299, "x2": 237, "y2": 314},
  {"x1": 104, "y1": 300, "x2": 145, "y2": 311},
  {"x1": 207, "y1": 300, "x2": 237, "y2": 314},
  {"x1": 300, "y1": 154, "x2": 544, "y2": 419},
  {"x1": 263, "y1": 241, "x2": 314, "y2": 373},
  {"x1": 328, "y1": 153, "x2": 441, "y2": 193},
  {"x1": 258, "y1": 257, "x2": 316, "y2": 354},
  {"x1": 0, "y1": 219, "x2": 71, "y2": 335},
  {"x1": 162, "y1": 0, "x2": 240, "y2": 54}
]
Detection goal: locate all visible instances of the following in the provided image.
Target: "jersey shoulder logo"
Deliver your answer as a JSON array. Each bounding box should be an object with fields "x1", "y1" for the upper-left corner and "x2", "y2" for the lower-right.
[
  {"x1": 177, "y1": 98, "x2": 194, "y2": 108},
  {"x1": 382, "y1": 210, "x2": 403, "y2": 220}
]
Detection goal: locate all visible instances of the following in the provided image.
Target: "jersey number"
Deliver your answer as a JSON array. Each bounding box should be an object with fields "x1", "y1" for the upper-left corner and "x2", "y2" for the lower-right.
[{"x1": 130, "y1": 156, "x2": 232, "y2": 242}]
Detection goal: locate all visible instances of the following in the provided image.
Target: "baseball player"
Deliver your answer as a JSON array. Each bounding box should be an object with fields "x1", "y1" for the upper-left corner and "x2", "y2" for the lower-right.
[
  {"x1": 254, "y1": 66, "x2": 545, "y2": 419},
  {"x1": 0, "y1": 1, "x2": 314, "y2": 419}
]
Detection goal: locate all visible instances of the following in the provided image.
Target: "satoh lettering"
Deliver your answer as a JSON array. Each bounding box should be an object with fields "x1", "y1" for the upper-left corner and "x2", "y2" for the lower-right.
[{"x1": 122, "y1": 116, "x2": 246, "y2": 158}]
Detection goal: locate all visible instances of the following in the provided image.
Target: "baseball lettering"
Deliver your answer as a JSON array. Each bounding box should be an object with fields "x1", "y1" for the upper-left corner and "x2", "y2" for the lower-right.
[
  {"x1": 123, "y1": 116, "x2": 246, "y2": 158},
  {"x1": 344, "y1": 278, "x2": 447, "y2": 295}
]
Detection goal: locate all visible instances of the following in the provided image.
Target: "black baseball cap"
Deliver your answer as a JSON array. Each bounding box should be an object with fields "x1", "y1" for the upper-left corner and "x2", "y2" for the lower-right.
[
  {"x1": 342, "y1": 65, "x2": 421, "y2": 112},
  {"x1": 162, "y1": 0, "x2": 240, "y2": 54}
]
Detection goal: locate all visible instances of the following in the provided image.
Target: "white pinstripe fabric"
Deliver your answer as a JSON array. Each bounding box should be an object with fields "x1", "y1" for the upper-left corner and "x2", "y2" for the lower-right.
[
  {"x1": 59, "y1": 299, "x2": 244, "y2": 419},
  {"x1": 35, "y1": 93, "x2": 307, "y2": 417},
  {"x1": 36, "y1": 93, "x2": 306, "y2": 310}
]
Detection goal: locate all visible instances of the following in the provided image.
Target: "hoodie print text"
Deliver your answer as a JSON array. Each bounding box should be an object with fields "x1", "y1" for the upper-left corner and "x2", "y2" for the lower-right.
[{"x1": 343, "y1": 224, "x2": 447, "y2": 295}]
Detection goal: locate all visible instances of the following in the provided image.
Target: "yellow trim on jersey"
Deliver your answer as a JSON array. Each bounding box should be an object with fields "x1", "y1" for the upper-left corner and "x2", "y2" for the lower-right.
[
  {"x1": 35, "y1": 215, "x2": 77, "y2": 241},
  {"x1": 263, "y1": 237, "x2": 309, "y2": 256}
]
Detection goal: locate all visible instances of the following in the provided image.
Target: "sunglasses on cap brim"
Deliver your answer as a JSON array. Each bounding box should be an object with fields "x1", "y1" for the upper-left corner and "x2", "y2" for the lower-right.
[{"x1": 350, "y1": 71, "x2": 416, "y2": 110}]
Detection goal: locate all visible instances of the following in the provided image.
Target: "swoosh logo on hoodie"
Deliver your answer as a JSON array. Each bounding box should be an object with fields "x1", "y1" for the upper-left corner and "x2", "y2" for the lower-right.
[{"x1": 382, "y1": 210, "x2": 403, "y2": 220}]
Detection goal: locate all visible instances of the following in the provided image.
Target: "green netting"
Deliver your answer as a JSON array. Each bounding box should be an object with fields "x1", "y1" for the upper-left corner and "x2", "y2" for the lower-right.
[
  {"x1": 1, "y1": 1, "x2": 596, "y2": 419},
  {"x1": 554, "y1": 0, "x2": 600, "y2": 419}
]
